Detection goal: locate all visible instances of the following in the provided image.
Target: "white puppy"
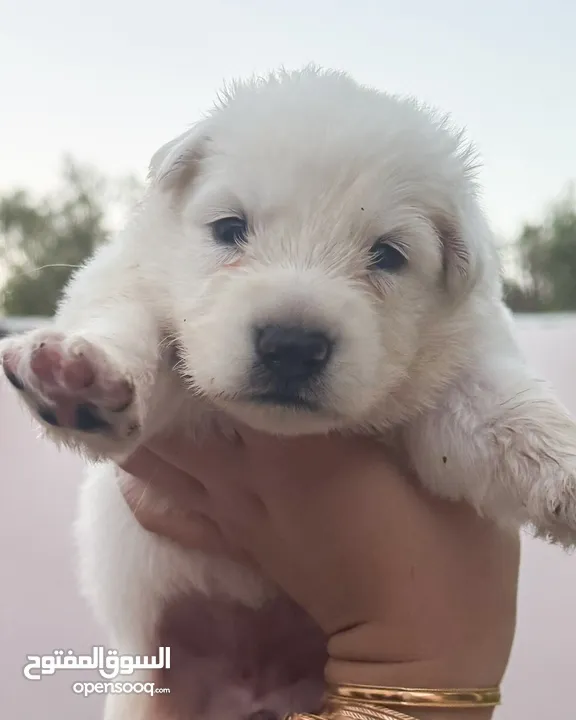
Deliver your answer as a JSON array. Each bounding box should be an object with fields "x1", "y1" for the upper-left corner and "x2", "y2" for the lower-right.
[{"x1": 3, "y1": 66, "x2": 576, "y2": 720}]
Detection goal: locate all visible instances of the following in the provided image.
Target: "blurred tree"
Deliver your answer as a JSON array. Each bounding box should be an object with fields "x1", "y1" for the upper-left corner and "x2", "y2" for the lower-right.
[
  {"x1": 502, "y1": 278, "x2": 544, "y2": 312},
  {"x1": 504, "y1": 186, "x2": 576, "y2": 313},
  {"x1": 0, "y1": 158, "x2": 141, "y2": 316}
]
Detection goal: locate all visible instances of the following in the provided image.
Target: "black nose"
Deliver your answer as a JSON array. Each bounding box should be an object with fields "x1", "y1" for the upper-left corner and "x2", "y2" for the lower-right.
[{"x1": 255, "y1": 325, "x2": 333, "y2": 382}]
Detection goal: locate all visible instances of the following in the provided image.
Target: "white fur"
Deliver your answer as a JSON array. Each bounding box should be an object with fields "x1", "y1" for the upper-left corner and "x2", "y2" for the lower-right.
[{"x1": 4, "y1": 66, "x2": 576, "y2": 719}]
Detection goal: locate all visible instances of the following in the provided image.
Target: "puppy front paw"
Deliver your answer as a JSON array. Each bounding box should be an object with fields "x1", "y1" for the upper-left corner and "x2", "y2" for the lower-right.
[
  {"x1": 505, "y1": 408, "x2": 576, "y2": 548},
  {"x1": 525, "y1": 453, "x2": 576, "y2": 548},
  {"x1": 1, "y1": 329, "x2": 145, "y2": 455}
]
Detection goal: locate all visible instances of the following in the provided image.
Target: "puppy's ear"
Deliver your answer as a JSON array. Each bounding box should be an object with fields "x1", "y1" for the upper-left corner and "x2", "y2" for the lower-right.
[
  {"x1": 434, "y1": 206, "x2": 489, "y2": 302},
  {"x1": 148, "y1": 121, "x2": 209, "y2": 193}
]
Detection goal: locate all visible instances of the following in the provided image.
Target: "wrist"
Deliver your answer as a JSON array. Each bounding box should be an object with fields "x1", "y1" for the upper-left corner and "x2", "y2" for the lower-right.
[
  {"x1": 325, "y1": 623, "x2": 501, "y2": 720},
  {"x1": 326, "y1": 622, "x2": 507, "y2": 689},
  {"x1": 323, "y1": 678, "x2": 495, "y2": 720},
  {"x1": 325, "y1": 662, "x2": 496, "y2": 720}
]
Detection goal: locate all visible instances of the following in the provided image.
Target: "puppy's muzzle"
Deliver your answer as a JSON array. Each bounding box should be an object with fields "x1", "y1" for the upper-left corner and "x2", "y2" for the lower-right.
[{"x1": 250, "y1": 324, "x2": 333, "y2": 408}]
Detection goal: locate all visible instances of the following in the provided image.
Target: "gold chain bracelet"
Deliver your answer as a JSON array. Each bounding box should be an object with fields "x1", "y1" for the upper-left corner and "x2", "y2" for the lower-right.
[
  {"x1": 285, "y1": 706, "x2": 417, "y2": 720},
  {"x1": 284, "y1": 683, "x2": 501, "y2": 720}
]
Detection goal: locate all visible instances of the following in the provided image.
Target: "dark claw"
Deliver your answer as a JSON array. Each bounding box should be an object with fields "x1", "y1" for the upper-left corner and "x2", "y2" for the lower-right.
[
  {"x1": 4, "y1": 369, "x2": 25, "y2": 390},
  {"x1": 75, "y1": 403, "x2": 111, "y2": 432},
  {"x1": 38, "y1": 407, "x2": 60, "y2": 427}
]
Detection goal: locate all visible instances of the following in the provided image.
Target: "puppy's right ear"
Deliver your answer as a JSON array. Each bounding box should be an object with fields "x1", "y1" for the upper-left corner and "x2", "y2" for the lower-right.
[{"x1": 148, "y1": 121, "x2": 209, "y2": 192}]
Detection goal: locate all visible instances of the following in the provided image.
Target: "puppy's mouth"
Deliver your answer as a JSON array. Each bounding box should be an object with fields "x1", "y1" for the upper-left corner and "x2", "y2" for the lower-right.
[
  {"x1": 247, "y1": 391, "x2": 320, "y2": 412},
  {"x1": 205, "y1": 386, "x2": 345, "y2": 434},
  {"x1": 205, "y1": 387, "x2": 324, "y2": 414}
]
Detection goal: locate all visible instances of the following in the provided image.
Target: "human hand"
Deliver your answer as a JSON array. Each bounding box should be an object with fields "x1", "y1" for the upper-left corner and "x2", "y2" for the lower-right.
[{"x1": 121, "y1": 430, "x2": 519, "y2": 719}]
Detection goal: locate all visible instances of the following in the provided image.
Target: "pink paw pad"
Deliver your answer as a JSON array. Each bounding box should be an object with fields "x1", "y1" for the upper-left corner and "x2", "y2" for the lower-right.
[
  {"x1": 29, "y1": 343, "x2": 97, "y2": 392},
  {"x1": 2, "y1": 334, "x2": 135, "y2": 434}
]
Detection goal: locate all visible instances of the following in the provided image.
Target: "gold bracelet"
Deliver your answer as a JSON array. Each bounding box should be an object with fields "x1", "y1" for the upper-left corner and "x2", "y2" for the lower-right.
[
  {"x1": 328, "y1": 683, "x2": 501, "y2": 709},
  {"x1": 285, "y1": 706, "x2": 418, "y2": 720},
  {"x1": 284, "y1": 682, "x2": 501, "y2": 719}
]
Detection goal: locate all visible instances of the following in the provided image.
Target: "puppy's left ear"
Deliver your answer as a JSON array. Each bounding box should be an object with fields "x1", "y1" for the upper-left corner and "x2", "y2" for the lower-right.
[
  {"x1": 434, "y1": 203, "x2": 492, "y2": 302},
  {"x1": 147, "y1": 121, "x2": 210, "y2": 193}
]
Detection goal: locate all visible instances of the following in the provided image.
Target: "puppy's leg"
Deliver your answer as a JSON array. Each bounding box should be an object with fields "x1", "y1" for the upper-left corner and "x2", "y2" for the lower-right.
[
  {"x1": 77, "y1": 463, "x2": 194, "y2": 720},
  {"x1": 404, "y1": 361, "x2": 576, "y2": 546},
  {"x1": 77, "y1": 463, "x2": 272, "y2": 720},
  {"x1": 76, "y1": 464, "x2": 166, "y2": 719},
  {"x1": 0, "y1": 241, "x2": 171, "y2": 458}
]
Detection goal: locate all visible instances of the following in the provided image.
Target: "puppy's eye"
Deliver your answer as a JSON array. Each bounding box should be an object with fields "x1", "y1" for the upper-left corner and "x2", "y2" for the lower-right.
[
  {"x1": 210, "y1": 217, "x2": 248, "y2": 247},
  {"x1": 368, "y1": 239, "x2": 408, "y2": 272}
]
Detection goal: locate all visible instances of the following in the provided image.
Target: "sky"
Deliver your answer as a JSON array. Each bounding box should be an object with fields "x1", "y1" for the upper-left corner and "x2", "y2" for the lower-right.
[{"x1": 1, "y1": 0, "x2": 575, "y2": 241}]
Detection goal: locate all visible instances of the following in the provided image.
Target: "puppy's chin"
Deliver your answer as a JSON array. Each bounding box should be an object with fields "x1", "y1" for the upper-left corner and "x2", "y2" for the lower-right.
[{"x1": 213, "y1": 398, "x2": 344, "y2": 436}]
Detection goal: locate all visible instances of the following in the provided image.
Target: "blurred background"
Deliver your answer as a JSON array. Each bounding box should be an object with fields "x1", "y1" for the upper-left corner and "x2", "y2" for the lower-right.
[{"x1": 1, "y1": 0, "x2": 576, "y2": 718}]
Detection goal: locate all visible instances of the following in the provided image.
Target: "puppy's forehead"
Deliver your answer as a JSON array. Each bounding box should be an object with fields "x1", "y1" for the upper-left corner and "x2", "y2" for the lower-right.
[
  {"x1": 201, "y1": 95, "x2": 462, "y2": 225},
  {"x1": 205, "y1": 147, "x2": 379, "y2": 222}
]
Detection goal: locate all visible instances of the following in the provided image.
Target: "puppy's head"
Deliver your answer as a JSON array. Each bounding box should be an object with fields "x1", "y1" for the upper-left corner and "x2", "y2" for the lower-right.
[{"x1": 147, "y1": 67, "x2": 499, "y2": 434}]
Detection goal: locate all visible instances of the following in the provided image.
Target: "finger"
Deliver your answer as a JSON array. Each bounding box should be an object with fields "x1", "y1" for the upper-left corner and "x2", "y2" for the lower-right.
[
  {"x1": 144, "y1": 430, "x2": 250, "y2": 485},
  {"x1": 120, "y1": 467, "x2": 253, "y2": 560},
  {"x1": 130, "y1": 437, "x2": 275, "y2": 543},
  {"x1": 120, "y1": 446, "x2": 209, "y2": 506},
  {"x1": 236, "y1": 426, "x2": 381, "y2": 469},
  {"x1": 127, "y1": 498, "x2": 245, "y2": 558}
]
